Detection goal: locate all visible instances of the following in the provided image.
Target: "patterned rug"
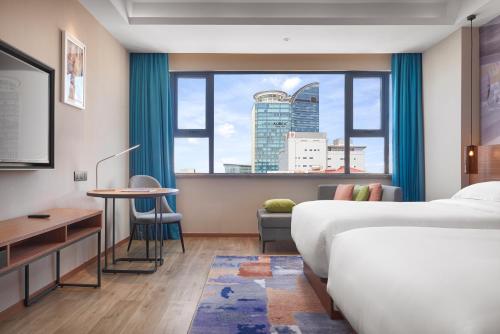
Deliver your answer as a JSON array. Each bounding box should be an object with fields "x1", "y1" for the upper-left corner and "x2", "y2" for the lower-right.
[{"x1": 189, "y1": 255, "x2": 351, "y2": 334}]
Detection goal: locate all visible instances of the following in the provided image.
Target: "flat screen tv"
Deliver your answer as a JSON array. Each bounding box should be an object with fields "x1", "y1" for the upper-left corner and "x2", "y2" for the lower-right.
[{"x1": 0, "y1": 40, "x2": 54, "y2": 169}]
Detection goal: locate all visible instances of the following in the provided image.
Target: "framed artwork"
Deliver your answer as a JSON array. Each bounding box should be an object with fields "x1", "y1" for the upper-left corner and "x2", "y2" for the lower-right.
[{"x1": 62, "y1": 31, "x2": 86, "y2": 109}]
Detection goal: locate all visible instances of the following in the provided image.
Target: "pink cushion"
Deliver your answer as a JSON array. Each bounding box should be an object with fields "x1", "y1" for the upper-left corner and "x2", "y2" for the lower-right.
[
  {"x1": 334, "y1": 184, "x2": 354, "y2": 200},
  {"x1": 368, "y1": 183, "x2": 382, "y2": 201}
]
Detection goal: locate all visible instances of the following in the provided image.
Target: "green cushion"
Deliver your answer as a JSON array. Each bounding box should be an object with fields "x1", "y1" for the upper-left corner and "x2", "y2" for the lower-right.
[
  {"x1": 354, "y1": 185, "x2": 370, "y2": 201},
  {"x1": 352, "y1": 185, "x2": 361, "y2": 200},
  {"x1": 264, "y1": 199, "x2": 296, "y2": 213}
]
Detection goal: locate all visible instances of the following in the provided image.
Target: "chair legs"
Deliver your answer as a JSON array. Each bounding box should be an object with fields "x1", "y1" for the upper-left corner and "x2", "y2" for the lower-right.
[
  {"x1": 127, "y1": 222, "x2": 185, "y2": 255},
  {"x1": 145, "y1": 225, "x2": 150, "y2": 259},
  {"x1": 127, "y1": 224, "x2": 137, "y2": 252},
  {"x1": 177, "y1": 221, "x2": 185, "y2": 253}
]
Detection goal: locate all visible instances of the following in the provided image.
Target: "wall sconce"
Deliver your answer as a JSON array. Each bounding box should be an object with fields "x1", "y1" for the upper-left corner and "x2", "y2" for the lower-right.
[
  {"x1": 465, "y1": 144, "x2": 478, "y2": 174},
  {"x1": 465, "y1": 14, "x2": 478, "y2": 175}
]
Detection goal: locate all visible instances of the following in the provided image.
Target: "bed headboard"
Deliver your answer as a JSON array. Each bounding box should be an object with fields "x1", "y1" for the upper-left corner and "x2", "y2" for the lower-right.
[{"x1": 470, "y1": 145, "x2": 500, "y2": 184}]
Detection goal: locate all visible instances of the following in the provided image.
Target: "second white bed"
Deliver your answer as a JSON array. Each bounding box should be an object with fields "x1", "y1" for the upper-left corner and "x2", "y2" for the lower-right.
[{"x1": 327, "y1": 226, "x2": 500, "y2": 334}]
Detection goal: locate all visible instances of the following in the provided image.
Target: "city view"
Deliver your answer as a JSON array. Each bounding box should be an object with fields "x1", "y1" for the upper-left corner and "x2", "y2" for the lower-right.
[{"x1": 175, "y1": 74, "x2": 385, "y2": 174}]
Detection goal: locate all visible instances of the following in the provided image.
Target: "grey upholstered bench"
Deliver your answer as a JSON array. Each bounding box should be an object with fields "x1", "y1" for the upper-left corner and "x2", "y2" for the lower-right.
[
  {"x1": 257, "y1": 184, "x2": 402, "y2": 253},
  {"x1": 256, "y1": 209, "x2": 292, "y2": 252}
]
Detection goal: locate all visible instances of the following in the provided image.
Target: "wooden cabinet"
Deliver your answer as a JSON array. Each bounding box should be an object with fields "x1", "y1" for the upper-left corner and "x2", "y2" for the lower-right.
[
  {"x1": 0, "y1": 208, "x2": 102, "y2": 275},
  {"x1": 0, "y1": 208, "x2": 103, "y2": 306}
]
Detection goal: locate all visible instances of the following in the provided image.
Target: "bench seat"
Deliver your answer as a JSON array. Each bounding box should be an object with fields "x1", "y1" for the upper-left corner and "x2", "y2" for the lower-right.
[{"x1": 256, "y1": 208, "x2": 292, "y2": 252}]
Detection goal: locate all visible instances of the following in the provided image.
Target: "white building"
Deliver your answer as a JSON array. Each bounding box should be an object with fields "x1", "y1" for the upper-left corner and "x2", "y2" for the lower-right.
[
  {"x1": 223, "y1": 163, "x2": 252, "y2": 173},
  {"x1": 327, "y1": 138, "x2": 366, "y2": 172},
  {"x1": 278, "y1": 132, "x2": 327, "y2": 172}
]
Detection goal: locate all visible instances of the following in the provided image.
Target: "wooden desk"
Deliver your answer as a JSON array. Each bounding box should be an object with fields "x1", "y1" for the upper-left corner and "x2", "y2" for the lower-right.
[
  {"x1": 87, "y1": 188, "x2": 178, "y2": 274},
  {"x1": 0, "y1": 208, "x2": 102, "y2": 306}
]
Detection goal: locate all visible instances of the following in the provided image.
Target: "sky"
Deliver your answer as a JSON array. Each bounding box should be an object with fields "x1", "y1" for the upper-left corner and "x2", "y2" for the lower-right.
[{"x1": 174, "y1": 74, "x2": 386, "y2": 173}]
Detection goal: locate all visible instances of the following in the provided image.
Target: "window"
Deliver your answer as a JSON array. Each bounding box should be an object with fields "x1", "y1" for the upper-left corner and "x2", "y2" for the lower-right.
[
  {"x1": 173, "y1": 74, "x2": 213, "y2": 173},
  {"x1": 353, "y1": 77, "x2": 382, "y2": 130},
  {"x1": 177, "y1": 78, "x2": 206, "y2": 129},
  {"x1": 346, "y1": 73, "x2": 389, "y2": 174},
  {"x1": 173, "y1": 72, "x2": 390, "y2": 174},
  {"x1": 174, "y1": 138, "x2": 209, "y2": 173}
]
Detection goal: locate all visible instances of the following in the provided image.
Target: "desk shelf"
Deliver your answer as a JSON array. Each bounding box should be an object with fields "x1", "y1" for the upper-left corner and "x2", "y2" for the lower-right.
[
  {"x1": 9, "y1": 226, "x2": 66, "y2": 268},
  {"x1": 10, "y1": 242, "x2": 64, "y2": 268},
  {"x1": 0, "y1": 208, "x2": 102, "y2": 276},
  {"x1": 67, "y1": 226, "x2": 101, "y2": 242},
  {"x1": 67, "y1": 214, "x2": 101, "y2": 243},
  {"x1": 0, "y1": 246, "x2": 7, "y2": 269}
]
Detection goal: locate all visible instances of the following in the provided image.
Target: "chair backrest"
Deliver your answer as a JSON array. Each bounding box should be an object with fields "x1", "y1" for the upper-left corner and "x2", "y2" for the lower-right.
[
  {"x1": 317, "y1": 184, "x2": 402, "y2": 202},
  {"x1": 129, "y1": 175, "x2": 174, "y2": 219}
]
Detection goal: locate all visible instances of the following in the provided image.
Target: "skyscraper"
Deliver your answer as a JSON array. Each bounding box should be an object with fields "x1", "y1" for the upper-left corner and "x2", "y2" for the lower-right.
[
  {"x1": 251, "y1": 91, "x2": 291, "y2": 173},
  {"x1": 291, "y1": 82, "x2": 319, "y2": 132},
  {"x1": 251, "y1": 83, "x2": 319, "y2": 173}
]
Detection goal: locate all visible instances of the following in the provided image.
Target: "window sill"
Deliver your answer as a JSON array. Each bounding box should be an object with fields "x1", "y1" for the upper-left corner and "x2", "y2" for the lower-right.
[{"x1": 176, "y1": 173, "x2": 392, "y2": 180}]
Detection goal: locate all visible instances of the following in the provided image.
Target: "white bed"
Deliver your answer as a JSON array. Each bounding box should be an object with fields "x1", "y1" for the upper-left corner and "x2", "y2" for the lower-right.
[
  {"x1": 327, "y1": 226, "x2": 500, "y2": 334},
  {"x1": 291, "y1": 184, "x2": 500, "y2": 278}
]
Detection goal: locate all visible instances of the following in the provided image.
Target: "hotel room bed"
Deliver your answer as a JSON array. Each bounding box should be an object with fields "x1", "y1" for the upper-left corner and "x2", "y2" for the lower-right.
[
  {"x1": 327, "y1": 226, "x2": 500, "y2": 334},
  {"x1": 291, "y1": 192, "x2": 500, "y2": 278}
]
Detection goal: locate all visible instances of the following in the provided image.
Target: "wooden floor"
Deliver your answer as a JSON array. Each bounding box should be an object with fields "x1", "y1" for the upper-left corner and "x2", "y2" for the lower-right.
[{"x1": 0, "y1": 237, "x2": 297, "y2": 334}]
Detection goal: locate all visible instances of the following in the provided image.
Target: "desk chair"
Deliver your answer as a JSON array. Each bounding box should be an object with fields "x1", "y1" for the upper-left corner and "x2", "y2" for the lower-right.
[{"x1": 128, "y1": 175, "x2": 185, "y2": 255}]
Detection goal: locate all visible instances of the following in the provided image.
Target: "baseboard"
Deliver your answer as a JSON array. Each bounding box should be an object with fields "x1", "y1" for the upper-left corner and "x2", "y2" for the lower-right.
[
  {"x1": 183, "y1": 233, "x2": 259, "y2": 237},
  {"x1": 0, "y1": 237, "x2": 129, "y2": 321}
]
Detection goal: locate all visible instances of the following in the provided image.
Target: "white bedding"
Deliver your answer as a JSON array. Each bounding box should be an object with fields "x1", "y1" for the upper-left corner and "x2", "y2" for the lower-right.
[
  {"x1": 327, "y1": 227, "x2": 500, "y2": 334},
  {"x1": 291, "y1": 198, "x2": 500, "y2": 278}
]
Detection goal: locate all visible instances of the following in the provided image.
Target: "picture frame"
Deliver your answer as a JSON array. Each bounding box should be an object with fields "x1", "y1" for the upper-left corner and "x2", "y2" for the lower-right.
[{"x1": 62, "y1": 31, "x2": 86, "y2": 109}]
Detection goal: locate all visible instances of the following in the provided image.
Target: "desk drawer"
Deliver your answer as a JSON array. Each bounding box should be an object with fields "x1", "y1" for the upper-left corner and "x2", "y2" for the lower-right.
[{"x1": 0, "y1": 248, "x2": 7, "y2": 269}]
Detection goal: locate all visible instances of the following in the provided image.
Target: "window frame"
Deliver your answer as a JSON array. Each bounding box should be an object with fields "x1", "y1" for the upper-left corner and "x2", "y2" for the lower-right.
[
  {"x1": 173, "y1": 73, "x2": 214, "y2": 173},
  {"x1": 171, "y1": 71, "x2": 390, "y2": 175},
  {"x1": 345, "y1": 72, "x2": 390, "y2": 175}
]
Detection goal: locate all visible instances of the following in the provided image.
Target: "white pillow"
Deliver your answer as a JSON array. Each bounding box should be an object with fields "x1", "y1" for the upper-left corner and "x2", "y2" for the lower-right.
[{"x1": 452, "y1": 181, "x2": 500, "y2": 202}]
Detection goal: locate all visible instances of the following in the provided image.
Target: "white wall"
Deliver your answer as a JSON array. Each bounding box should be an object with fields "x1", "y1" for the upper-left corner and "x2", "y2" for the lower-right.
[
  {"x1": 0, "y1": 0, "x2": 129, "y2": 312},
  {"x1": 422, "y1": 27, "x2": 479, "y2": 200}
]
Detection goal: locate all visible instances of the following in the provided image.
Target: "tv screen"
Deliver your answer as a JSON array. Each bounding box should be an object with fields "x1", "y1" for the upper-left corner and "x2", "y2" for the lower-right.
[{"x1": 0, "y1": 41, "x2": 54, "y2": 169}]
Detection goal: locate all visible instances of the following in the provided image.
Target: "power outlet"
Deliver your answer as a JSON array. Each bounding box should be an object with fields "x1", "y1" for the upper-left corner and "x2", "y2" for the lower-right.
[{"x1": 74, "y1": 171, "x2": 88, "y2": 182}]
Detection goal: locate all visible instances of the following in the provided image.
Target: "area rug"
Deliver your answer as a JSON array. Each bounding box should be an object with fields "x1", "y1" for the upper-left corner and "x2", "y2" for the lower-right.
[{"x1": 189, "y1": 255, "x2": 351, "y2": 334}]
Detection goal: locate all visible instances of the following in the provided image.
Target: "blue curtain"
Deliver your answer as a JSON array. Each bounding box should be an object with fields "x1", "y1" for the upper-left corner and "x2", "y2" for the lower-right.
[
  {"x1": 391, "y1": 53, "x2": 425, "y2": 202},
  {"x1": 129, "y1": 53, "x2": 179, "y2": 239}
]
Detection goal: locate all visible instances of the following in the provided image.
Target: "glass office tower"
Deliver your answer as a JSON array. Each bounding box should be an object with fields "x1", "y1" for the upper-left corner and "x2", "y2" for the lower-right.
[
  {"x1": 291, "y1": 82, "x2": 319, "y2": 132},
  {"x1": 251, "y1": 83, "x2": 320, "y2": 173},
  {"x1": 251, "y1": 91, "x2": 292, "y2": 173}
]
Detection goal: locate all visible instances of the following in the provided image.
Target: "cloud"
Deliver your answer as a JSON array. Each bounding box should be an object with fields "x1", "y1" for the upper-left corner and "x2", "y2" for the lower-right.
[
  {"x1": 261, "y1": 76, "x2": 283, "y2": 89},
  {"x1": 216, "y1": 122, "x2": 236, "y2": 138},
  {"x1": 187, "y1": 138, "x2": 200, "y2": 144},
  {"x1": 215, "y1": 104, "x2": 252, "y2": 126},
  {"x1": 281, "y1": 77, "x2": 302, "y2": 92},
  {"x1": 260, "y1": 75, "x2": 302, "y2": 93}
]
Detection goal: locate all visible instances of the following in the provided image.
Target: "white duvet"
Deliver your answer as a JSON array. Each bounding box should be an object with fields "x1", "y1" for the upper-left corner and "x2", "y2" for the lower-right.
[
  {"x1": 327, "y1": 227, "x2": 500, "y2": 334},
  {"x1": 291, "y1": 199, "x2": 500, "y2": 278}
]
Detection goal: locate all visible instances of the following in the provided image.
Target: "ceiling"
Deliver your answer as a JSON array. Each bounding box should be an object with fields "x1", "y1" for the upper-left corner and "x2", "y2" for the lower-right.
[{"x1": 80, "y1": 0, "x2": 500, "y2": 53}]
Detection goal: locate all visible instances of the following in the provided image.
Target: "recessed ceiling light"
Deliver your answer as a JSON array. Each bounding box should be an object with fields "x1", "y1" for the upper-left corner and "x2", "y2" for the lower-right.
[{"x1": 283, "y1": 37, "x2": 290, "y2": 42}]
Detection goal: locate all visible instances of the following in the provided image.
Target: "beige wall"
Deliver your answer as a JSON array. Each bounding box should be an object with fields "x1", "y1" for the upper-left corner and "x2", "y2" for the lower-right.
[
  {"x1": 170, "y1": 53, "x2": 391, "y2": 72},
  {"x1": 0, "y1": 0, "x2": 129, "y2": 312},
  {"x1": 422, "y1": 27, "x2": 480, "y2": 201},
  {"x1": 177, "y1": 175, "x2": 391, "y2": 233}
]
